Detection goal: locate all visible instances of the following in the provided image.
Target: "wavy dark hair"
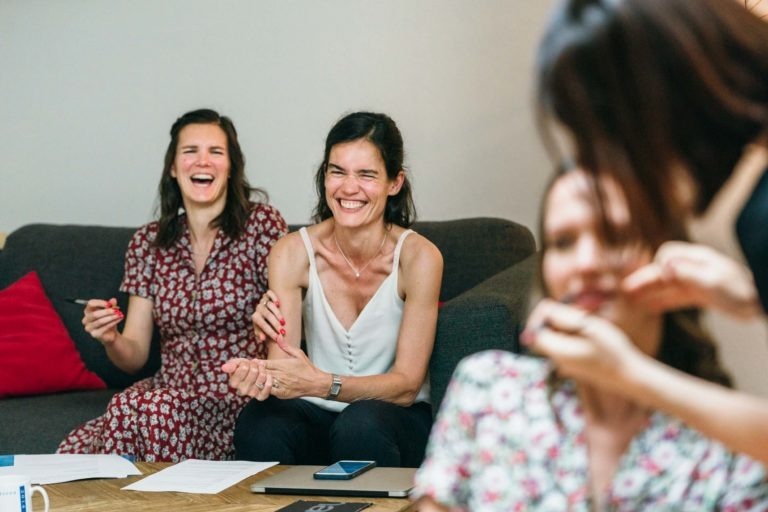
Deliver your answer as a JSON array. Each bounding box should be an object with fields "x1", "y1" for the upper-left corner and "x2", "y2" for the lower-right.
[
  {"x1": 537, "y1": 168, "x2": 731, "y2": 386},
  {"x1": 154, "y1": 108, "x2": 267, "y2": 248},
  {"x1": 536, "y1": 0, "x2": 768, "y2": 244},
  {"x1": 311, "y1": 111, "x2": 416, "y2": 227}
]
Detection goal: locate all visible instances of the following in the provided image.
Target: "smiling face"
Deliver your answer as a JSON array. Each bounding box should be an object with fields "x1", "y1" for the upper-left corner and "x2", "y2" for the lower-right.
[
  {"x1": 542, "y1": 170, "x2": 657, "y2": 334},
  {"x1": 170, "y1": 123, "x2": 230, "y2": 211},
  {"x1": 324, "y1": 139, "x2": 404, "y2": 229}
]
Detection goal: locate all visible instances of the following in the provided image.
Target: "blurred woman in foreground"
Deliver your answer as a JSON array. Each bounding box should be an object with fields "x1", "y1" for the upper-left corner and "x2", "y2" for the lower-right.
[
  {"x1": 533, "y1": 0, "x2": 768, "y2": 465},
  {"x1": 412, "y1": 168, "x2": 767, "y2": 510}
]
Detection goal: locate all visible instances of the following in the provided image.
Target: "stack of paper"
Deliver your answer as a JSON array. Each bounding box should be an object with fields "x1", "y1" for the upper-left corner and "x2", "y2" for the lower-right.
[{"x1": 0, "y1": 454, "x2": 141, "y2": 484}]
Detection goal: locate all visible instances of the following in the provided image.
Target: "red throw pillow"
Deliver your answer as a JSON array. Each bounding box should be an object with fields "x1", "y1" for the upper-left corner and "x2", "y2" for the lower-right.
[{"x1": 0, "y1": 271, "x2": 106, "y2": 397}]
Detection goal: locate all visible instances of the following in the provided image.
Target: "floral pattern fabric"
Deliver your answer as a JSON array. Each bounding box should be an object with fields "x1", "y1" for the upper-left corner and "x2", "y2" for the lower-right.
[
  {"x1": 58, "y1": 203, "x2": 287, "y2": 462},
  {"x1": 413, "y1": 351, "x2": 768, "y2": 511}
]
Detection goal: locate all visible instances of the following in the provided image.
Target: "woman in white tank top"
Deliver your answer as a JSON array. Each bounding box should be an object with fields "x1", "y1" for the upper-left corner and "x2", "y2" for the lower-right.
[{"x1": 223, "y1": 112, "x2": 443, "y2": 467}]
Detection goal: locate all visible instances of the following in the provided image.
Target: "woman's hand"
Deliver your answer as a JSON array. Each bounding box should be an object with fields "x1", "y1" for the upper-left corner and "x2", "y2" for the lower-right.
[
  {"x1": 263, "y1": 344, "x2": 330, "y2": 400},
  {"x1": 252, "y1": 289, "x2": 287, "y2": 348},
  {"x1": 622, "y1": 241, "x2": 760, "y2": 319},
  {"x1": 223, "y1": 346, "x2": 328, "y2": 401},
  {"x1": 222, "y1": 357, "x2": 275, "y2": 401},
  {"x1": 82, "y1": 298, "x2": 124, "y2": 345},
  {"x1": 521, "y1": 299, "x2": 645, "y2": 389}
]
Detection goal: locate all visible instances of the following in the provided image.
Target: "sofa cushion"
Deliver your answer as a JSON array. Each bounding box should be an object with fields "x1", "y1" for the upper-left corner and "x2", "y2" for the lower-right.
[
  {"x1": 0, "y1": 389, "x2": 118, "y2": 454},
  {"x1": 0, "y1": 224, "x2": 161, "y2": 388},
  {"x1": 416, "y1": 218, "x2": 534, "y2": 302},
  {"x1": 430, "y1": 254, "x2": 538, "y2": 413},
  {"x1": 0, "y1": 271, "x2": 106, "y2": 397}
]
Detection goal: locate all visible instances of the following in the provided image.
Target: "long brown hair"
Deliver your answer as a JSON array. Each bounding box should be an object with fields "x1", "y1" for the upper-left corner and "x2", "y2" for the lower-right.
[
  {"x1": 536, "y1": 0, "x2": 768, "y2": 244},
  {"x1": 154, "y1": 109, "x2": 267, "y2": 248}
]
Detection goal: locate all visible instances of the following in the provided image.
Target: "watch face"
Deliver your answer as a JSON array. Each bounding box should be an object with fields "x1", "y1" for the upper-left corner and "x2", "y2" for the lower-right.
[{"x1": 329, "y1": 375, "x2": 342, "y2": 397}]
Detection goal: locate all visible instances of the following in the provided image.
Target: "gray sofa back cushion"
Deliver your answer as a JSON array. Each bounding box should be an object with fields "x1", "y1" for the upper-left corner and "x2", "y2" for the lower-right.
[{"x1": 400, "y1": 218, "x2": 534, "y2": 302}]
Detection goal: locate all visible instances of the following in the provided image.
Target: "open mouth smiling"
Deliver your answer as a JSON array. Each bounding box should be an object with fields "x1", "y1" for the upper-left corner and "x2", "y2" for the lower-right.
[
  {"x1": 190, "y1": 174, "x2": 215, "y2": 186},
  {"x1": 338, "y1": 199, "x2": 366, "y2": 210}
]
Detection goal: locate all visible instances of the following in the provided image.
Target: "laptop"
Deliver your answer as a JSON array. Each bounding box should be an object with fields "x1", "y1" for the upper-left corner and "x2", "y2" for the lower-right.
[{"x1": 249, "y1": 465, "x2": 416, "y2": 498}]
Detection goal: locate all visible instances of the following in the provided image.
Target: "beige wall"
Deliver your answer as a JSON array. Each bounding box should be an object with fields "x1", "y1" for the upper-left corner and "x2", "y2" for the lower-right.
[{"x1": 0, "y1": 0, "x2": 554, "y2": 235}]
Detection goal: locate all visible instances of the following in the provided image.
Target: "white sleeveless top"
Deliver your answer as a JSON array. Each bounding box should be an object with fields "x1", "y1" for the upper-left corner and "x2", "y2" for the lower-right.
[{"x1": 299, "y1": 227, "x2": 431, "y2": 412}]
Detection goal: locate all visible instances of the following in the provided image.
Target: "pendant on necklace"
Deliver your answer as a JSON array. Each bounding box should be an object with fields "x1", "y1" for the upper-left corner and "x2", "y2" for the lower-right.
[{"x1": 334, "y1": 228, "x2": 388, "y2": 280}]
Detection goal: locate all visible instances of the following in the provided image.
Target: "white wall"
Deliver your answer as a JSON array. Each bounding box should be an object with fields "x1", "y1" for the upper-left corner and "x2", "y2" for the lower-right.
[
  {"x1": 0, "y1": 0, "x2": 554, "y2": 233},
  {"x1": 2, "y1": 0, "x2": 766, "y2": 396}
]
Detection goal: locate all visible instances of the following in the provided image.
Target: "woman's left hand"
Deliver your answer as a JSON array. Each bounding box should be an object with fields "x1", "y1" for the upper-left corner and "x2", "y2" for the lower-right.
[{"x1": 263, "y1": 344, "x2": 329, "y2": 400}]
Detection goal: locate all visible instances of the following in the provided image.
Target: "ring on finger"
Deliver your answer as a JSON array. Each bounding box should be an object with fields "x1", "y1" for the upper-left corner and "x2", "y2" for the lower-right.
[{"x1": 273, "y1": 379, "x2": 280, "y2": 389}]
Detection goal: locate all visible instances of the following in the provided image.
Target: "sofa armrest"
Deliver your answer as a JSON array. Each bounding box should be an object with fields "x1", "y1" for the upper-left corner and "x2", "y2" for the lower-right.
[{"x1": 429, "y1": 254, "x2": 537, "y2": 413}]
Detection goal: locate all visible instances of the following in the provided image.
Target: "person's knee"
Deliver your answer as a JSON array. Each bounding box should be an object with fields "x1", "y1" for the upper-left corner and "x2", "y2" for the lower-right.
[
  {"x1": 332, "y1": 400, "x2": 393, "y2": 440},
  {"x1": 234, "y1": 400, "x2": 272, "y2": 459},
  {"x1": 329, "y1": 400, "x2": 401, "y2": 465},
  {"x1": 234, "y1": 398, "x2": 327, "y2": 463}
]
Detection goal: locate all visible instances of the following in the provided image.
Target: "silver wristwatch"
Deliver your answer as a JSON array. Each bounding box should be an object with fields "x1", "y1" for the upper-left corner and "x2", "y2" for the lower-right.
[{"x1": 326, "y1": 374, "x2": 342, "y2": 400}]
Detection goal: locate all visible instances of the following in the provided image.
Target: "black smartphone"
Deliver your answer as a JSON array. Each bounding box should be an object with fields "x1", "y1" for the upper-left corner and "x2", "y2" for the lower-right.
[{"x1": 312, "y1": 460, "x2": 376, "y2": 480}]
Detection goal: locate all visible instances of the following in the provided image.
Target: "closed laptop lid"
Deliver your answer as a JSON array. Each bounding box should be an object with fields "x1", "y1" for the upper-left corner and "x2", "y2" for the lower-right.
[{"x1": 249, "y1": 466, "x2": 416, "y2": 498}]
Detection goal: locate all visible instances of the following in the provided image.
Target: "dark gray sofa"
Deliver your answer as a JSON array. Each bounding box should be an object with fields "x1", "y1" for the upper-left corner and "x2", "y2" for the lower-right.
[{"x1": 0, "y1": 218, "x2": 536, "y2": 455}]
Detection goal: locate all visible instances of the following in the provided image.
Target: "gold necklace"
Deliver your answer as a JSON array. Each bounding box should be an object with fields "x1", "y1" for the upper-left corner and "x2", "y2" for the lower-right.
[{"x1": 333, "y1": 228, "x2": 388, "y2": 279}]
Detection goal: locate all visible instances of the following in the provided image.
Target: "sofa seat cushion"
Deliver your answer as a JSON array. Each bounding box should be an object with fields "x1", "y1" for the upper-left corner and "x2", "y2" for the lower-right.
[
  {"x1": 0, "y1": 389, "x2": 118, "y2": 454},
  {"x1": 0, "y1": 271, "x2": 106, "y2": 398}
]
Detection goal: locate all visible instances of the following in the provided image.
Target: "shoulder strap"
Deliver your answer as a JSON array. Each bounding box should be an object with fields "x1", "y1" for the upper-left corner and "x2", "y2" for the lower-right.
[
  {"x1": 391, "y1": 229, "x2": 414, "y2": 273},
  {"x1": 298, "y1": 227, "x2": 316, "y2": 267}
]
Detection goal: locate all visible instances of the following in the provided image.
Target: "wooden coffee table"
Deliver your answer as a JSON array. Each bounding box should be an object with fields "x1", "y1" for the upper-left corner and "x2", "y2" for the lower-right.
[{"x1": 31, "y1": 462, "x2": 416, "y2": 511}]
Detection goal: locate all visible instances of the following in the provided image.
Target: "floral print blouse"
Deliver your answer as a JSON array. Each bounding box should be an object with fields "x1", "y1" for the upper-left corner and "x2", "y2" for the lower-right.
[{"x1": 413, "y1": 351, "x2": 768, "y2": 511}]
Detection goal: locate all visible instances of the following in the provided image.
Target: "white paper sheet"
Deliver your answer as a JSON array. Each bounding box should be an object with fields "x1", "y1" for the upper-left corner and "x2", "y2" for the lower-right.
[
  {"x1": 0, "y1": 454, "x2": 141, "y2": 484},
  {"x1": 122, "y1": 459, "x2": 277, "y2": 494}
]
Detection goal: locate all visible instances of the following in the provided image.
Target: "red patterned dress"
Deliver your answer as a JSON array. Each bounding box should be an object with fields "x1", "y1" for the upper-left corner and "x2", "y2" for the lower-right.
[{"x1": 57, "y1": 203, "x2": 287, "y2": 462}]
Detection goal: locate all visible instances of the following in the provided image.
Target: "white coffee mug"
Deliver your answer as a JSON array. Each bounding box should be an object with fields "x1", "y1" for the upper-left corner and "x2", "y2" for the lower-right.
[{"x1": 0, "y1": 474, "x2": 49, "y2": 512}]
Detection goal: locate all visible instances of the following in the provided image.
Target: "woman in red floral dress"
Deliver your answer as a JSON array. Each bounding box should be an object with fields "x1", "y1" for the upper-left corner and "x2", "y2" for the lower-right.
[{"x1": 57, "y1": 109, "x2": 287, "y2": 462}]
